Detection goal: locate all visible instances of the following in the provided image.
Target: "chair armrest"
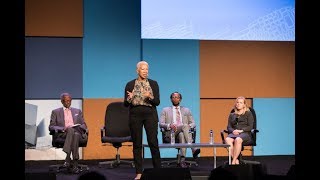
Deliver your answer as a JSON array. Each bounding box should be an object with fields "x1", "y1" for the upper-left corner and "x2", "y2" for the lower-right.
[
  {"x1": 251, "y1": 129, "x2": 259, "y2": 133},
  {"x1": 250, "y1": 129, "x2": 259, "y2": 137},
  {"x1": 220, "y1": 130, "x2": 228, "y2": 144},
  {"x1": 49, "y1": 129, "x2": 64, "y2": 135},
  {"x1": 160, "y1": 128, "x2": 171, "y2": 143},
  {"x1": 49, "y1": 130, "x2": 55, "y2": 135},
  {"x1": 160, "y1": 127, "x2": 197, "y2": 144},
  {"x1": 100, "y1": 126, "x2": 105, "y2": 138},
  {"x1": 161, "y1": 126, "x2": 195, "y2": 132}
]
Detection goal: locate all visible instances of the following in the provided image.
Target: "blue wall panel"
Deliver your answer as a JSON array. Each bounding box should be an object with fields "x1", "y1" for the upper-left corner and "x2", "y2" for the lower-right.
[
  {"x1": 142, "y1": 39, "x2": 200, "y2": 158},
  {"x1": 25, "y1": 37, "x2": 83, "y2": 99},
  {"x1": 83, "y1": 0, "x2": 141, "y2": 98},
  {"x1": 254, "y1": 98, "x2": 295, "y2": 155}
]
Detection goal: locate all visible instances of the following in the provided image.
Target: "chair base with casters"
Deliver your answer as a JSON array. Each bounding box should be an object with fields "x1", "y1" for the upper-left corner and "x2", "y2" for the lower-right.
[
  {"x1": 49, "y1": 129, "x2": 90, "y2": 173},
  {"x1": 98, "y1": 142, "x2": 135, "y2": 168},
  {"x1": 49, "y1": 161, "x2": 89, "y2": 173},
  {"x1": 222, "y1": 152, "x2": 261, "y2": 166},
  {"x1": 161, "y1": 149, "x2": 198, "y2": 167},
  {"x1": 160, "y1": 128, "x2": 198, "y2": 168},
  {"x1": 237, "y1": 152, "x2": 261, "y2": 165},
  {"x1": 221, "y1": 129, "x2": 260, "y2": 165}
]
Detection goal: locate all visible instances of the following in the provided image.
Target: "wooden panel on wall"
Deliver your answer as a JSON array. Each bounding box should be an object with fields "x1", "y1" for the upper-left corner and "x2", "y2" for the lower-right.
[
  {"x1": 200, "y1": 40, "x2": 295, "y2": 98},
  {"x1": 200, "y1": 99, "x2": 252, "y2": 157},
  {"x1": 25, "y1": 0, "x2": 83, "y2": 37},
  {"x1": 82, "y1": 98, "x2": 133, "y2": 160}
]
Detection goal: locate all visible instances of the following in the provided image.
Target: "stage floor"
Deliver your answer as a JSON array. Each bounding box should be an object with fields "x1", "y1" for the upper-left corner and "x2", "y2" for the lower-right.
[{"x1": 25, "y1": 155, "x2": 295, "y2": 180}]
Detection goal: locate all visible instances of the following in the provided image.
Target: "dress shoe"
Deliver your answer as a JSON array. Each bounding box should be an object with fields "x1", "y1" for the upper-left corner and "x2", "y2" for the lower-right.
[
  {"x1": 70, "y1": 166, "x2": 80, "y2": 174},
  {"x1": 192, "y1": 149, "x2": 201, "y2": 159},
  {"x1": 73, "y1": 159, "x2": 79, "y2": 167},
  {"x1": 179, "y1": 161, "x2": 188, "y2": 168},
  {"x1": 63, "y1": 161, "x2": 70, "y2": 168},
  {"x1": 64, "y1": 156, "x2": 71, "y2": 168}
]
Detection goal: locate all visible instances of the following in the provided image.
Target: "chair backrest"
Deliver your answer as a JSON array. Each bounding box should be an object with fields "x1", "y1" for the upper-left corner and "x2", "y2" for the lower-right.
[
  {"x1": 104, "y1": 102, "x2": 131, "y2": 138},
  {"x1": 248, "y1": 107, "x2": 257, "y2": 146},
  {"x1": 230, "y1": 107, "x2": 257, "y2": 147}
]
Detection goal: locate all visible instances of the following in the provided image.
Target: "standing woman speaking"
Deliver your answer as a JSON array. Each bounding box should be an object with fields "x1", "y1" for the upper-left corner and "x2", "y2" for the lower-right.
[{"x1": 124, "y1": 60, "x2": 161, "y2": 180}]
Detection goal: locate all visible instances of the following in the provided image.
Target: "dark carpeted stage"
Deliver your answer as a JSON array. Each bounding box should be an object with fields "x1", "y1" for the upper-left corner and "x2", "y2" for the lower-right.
[{"x1": 25, "y1": 155, "x2": 295, "y2": 180}]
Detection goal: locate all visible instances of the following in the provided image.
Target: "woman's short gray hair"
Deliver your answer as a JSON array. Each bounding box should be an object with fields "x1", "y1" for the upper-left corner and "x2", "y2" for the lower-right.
[{"x1": 136, "y1": 60, "x2": 149, "y2": 69}]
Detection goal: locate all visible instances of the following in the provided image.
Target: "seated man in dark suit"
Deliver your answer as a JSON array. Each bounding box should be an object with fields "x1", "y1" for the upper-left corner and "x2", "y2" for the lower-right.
[
  {"x1": 49, "y1": 92, "x2": 88, "y2": 173},
  {"x1": 159, "y1": 91, "x2": 200, "y2": 168}
]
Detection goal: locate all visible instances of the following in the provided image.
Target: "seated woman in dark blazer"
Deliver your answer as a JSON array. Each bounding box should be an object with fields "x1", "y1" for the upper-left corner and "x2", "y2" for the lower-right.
[{"x1": 225, "y1": 96, "x2": 254, "y2": 165}]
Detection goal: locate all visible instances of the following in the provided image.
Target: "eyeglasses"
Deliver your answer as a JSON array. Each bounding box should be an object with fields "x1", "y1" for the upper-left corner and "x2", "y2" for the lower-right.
[{"x1": 172, "y1": 96, "x2": 180, "y2": 99}]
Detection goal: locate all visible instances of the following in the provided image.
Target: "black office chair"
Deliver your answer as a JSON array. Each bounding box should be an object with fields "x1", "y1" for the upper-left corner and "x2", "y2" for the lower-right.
[
  {"x1": 220, "y1": 107, "x2": 259, "y2": 164},
  {"x1": 161, "y1": 127, "x2": 199, "y2": 167},
  {"x1": 99, "y1": 102, "x2": 135, "y2": 168},
  {"x1": 49, "y1": 129, "x2": 89, "y2": 172}
]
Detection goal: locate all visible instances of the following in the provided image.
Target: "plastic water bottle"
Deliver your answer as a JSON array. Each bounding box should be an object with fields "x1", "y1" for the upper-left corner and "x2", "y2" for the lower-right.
[
  {"x1": 170, "y1": 130, "x2": 175, "y2": 144},
  {"x1": 209, "y1": 130, "x2": 214, "y2": 144},
  {"x1": 187, "y1": 129, "x2": 193, "y2": 144}
]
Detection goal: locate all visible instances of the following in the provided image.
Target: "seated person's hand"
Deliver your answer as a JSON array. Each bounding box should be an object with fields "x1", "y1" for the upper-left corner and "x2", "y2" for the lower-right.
[
  {"x1": 232, "y1": 129, "x2": 241, "y2": 135},
  {"x1": 170, "y1": 124, "x2": 177, "y2": 132},
  {"x1": 64, "y1": 125, "x2": 72, "y2": 131},
  {"x1": 233, "y1": 129, "x2": 244, "y2": 135}
]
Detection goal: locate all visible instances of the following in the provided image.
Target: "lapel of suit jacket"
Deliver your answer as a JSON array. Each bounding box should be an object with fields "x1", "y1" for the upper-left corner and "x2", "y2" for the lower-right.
[
  {"x1": 70, "y1": 107, "x2": 77, "y2": 123},
  {"x1": 59, "y1": 107, "x2": 66, "y2": 125},
  {"x1": 180, "y1": 106, "x2": 185, "y2": 124},
  {"x1": 169, "y1": 107, "x2": 174, "y2": 124}
]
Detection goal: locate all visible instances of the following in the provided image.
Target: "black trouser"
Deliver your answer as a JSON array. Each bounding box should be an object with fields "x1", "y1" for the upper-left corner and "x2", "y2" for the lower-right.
[{"x1": 129, "y1": 106, "x2": 161, "y2": 174}]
